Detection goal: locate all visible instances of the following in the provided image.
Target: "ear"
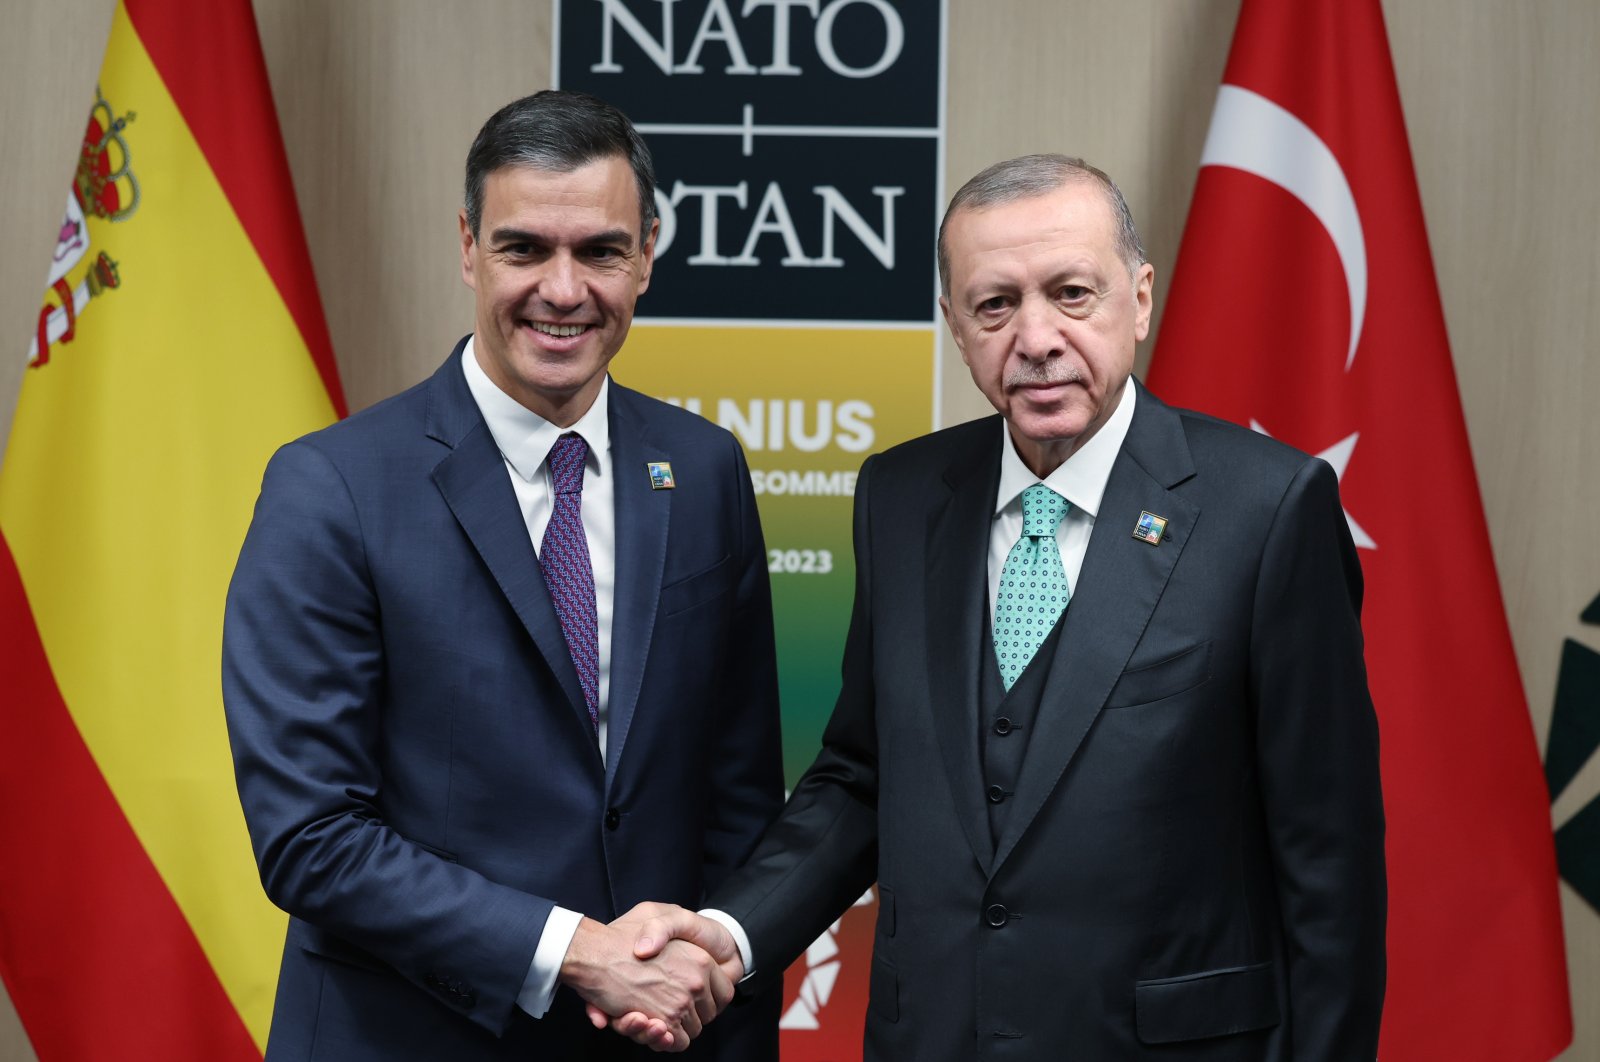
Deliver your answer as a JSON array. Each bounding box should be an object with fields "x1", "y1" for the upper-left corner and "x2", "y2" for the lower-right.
[
  {"x1": 636, "y1": 216, "x2": 661, "y2": 296},
  {"x1": 459, "y1": 209, "x2": 477, "y2": 290},
  {"x1": 1132, "y1": 262, "x2": 1155, "y2": 342}
]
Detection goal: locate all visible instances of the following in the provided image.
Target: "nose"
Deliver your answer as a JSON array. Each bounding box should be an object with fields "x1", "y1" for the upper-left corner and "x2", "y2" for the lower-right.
[
  {"x1": 538, "y1": 251, "x2": 584, "y2": 310},
  {"x1": 1012, "y1": 294, "x2": 1064, "y2": 362}
]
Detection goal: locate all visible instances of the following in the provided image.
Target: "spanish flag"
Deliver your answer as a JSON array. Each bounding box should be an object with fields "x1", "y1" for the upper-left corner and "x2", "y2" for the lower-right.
[{"x1": 0, "y1": 1, "x2": 342, "y2": 1056}]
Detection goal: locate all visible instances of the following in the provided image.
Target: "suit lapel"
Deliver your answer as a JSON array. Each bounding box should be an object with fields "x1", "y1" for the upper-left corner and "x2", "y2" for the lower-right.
[
  {"x1": 425, "y1": 342, "x2": 591, "y2": 734},
  {"x1": 604, "y1": 386, "x2": 671, "y2": 786},
  {"x1": 924, "y1": 420, "x2": 1004, "y2": 877},
  {"x1": 992, "y1": 382, "x2": 1199, "y2": 872}
]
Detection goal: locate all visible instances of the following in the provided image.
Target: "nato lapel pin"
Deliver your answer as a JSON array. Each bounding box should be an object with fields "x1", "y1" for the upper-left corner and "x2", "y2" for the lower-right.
[
  {"x1": 1133, "y1": 510, "x2": 1168, "y2": 545},
  {"x1": 647, "y1": 461, "x2": 676, "y2": 490}
]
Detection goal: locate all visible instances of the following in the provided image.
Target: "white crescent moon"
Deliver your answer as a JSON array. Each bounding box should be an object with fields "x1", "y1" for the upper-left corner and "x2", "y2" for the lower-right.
[{"x1": 1199, "y1": 84, "x2": 1367, "y2": 371}]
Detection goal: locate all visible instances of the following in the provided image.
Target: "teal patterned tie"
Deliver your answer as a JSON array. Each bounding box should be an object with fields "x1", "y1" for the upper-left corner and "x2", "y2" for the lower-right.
[{"x1": 993, "y1": 484, "x2": 1070, "y2": 689}]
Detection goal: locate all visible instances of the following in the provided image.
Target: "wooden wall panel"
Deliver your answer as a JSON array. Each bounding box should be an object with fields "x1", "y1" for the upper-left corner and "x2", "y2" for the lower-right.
[
  {"x1": 0, "y1": 2, "x2": 1594, "y2": 1059},
  {"x1": 253, "y1": 0, "x2": 554, "y2": 412}
]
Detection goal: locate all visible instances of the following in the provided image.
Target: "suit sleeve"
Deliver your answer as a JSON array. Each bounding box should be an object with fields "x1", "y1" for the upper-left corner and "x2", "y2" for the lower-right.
[
  {"x1": 711, "y1": 454, "x2": 884, "y2": 992},
  {"x1": 222, "y1": 439, "x2": 550, "y2": 1035},
  {"x1": 1250, "y1": 456, "x2": 1386, "y2": 1058},
  {"x1": 699, "y1": 437, "x2": 785, "y2": 887},
  {"x1": 696, "y1": 437, "x2": 787, "y2": 1061}
]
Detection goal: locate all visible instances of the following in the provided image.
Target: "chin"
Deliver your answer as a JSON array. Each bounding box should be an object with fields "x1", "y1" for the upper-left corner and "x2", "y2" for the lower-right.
[{"x1": 1012, "y1": 411, "x2": 1092, "y2": 445}]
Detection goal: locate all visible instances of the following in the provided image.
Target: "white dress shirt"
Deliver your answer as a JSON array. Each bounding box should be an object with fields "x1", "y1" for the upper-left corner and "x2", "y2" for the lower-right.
[
  {"x1": 987, "y1": 377, "x2": 1136, "y2": 619},
  {"x1": 459, "y1": 338, "x2": 614, "y2": 1018},
  {"x1": 707, "y1": 378, "x2": 1140, "y2": 982}
]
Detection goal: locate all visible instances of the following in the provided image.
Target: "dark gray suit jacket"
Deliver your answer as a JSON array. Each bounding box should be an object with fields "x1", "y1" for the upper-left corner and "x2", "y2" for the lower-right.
[
  {"x1": 224, "y1": 338, "x2": 783, "y2": 1060},
  {"x1": 715, "y1": 380, "x2": 1385, "y2": 1060}
]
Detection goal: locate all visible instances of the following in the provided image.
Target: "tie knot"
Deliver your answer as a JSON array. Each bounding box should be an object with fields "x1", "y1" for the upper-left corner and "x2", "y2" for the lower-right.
[
  {"x1": 547, "y1": 433, "x2": 588, "y2": 494},
  {"x1": 1020, "y1": 484, "x2": 1068, "y2": 538}
]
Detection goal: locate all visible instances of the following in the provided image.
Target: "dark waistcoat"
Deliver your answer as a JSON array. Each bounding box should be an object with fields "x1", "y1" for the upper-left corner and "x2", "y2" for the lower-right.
[{"x1": 979, "y1": 608, "x2": 1068, "y2": 849}]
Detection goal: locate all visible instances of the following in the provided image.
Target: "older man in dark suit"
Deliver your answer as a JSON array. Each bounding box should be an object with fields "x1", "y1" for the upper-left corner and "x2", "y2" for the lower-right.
[{"x1": 613, "y1": 154, "x2": 1386, "y2": 1060}]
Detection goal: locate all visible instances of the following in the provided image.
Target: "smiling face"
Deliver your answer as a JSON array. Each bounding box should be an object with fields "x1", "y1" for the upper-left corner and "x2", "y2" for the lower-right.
[
  {"x1": 459, "y1": 156, "x2": 657, "y2": 426},
  {"x1": 939, "y1": 179, "x2": 1154, "y2": 477}
]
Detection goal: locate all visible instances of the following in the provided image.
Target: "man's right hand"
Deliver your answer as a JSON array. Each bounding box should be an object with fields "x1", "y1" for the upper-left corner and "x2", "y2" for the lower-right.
[
  {"x1": 583, "y1": 905, "x2": 747, "y2": 1051},
  {"x1": 560, "y1": 903, "x2": 735, "y2": 1052}
]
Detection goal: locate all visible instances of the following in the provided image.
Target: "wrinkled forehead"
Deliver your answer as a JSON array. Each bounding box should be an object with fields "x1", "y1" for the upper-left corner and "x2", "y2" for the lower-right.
[{"x1": 946, "y1": 185, "x2": 1123, "y2": 282}]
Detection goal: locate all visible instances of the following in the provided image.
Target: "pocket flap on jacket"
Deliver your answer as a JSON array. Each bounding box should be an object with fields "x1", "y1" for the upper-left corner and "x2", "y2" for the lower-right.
[
  {"x1": 1135, "y1": 961, "x2": 1279, "y2": 1044},
  {"x1": 1104, "y1": 640, "x2": 1211, "y2": 709},
  {"x1": 659, "y1": 554, "x2": 733, "y2": 616}
]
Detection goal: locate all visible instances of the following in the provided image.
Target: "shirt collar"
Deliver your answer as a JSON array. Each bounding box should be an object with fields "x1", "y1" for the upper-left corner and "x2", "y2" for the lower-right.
[
  {"x1": 460, "y1": 334, "x2": 610, "y2": 482},
  {"x1": 994, "y1": 376, "x2": 1137, "y2": 520}
]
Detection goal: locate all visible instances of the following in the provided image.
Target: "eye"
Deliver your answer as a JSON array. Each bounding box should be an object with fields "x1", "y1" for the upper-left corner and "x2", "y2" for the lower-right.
[
  {"x1": 976, "y1": 295, "x2": 1009, "y2": 314},
  {"x1": 1058, "y1": 285, "x2": 1091, "y2": 301}
]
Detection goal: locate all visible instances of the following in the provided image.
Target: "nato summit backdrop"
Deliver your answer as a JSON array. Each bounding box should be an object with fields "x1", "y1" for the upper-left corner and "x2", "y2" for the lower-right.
[{"x1": 556, "y1": 0, "x2": 944, "y2": 1051}]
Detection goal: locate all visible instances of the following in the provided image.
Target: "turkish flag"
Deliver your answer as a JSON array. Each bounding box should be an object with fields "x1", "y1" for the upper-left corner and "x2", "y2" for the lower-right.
[{"x1": 1146, "y1": 1, "x2": 1571, "y2": 1058}]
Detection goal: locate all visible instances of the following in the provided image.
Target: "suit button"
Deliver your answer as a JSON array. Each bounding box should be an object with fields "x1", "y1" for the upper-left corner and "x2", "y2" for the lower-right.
[
  {"x1": 985, "y1": 903, "x2": 1009, "y2": 928},
  {"x1": 986, "y1": 784, "x2": 1006, "y2": 804},
  {"x1": 605, "y1": 808, "x2": 621, "y2": 830},
  {"x1": 993, "y1": 716, "x2": 1013, "y2": 735}
]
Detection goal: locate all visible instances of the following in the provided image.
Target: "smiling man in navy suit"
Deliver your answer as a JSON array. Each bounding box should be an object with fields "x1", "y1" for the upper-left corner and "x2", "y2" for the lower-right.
[
  {"x1": 223, "y1": 90, "x2": 783, "y2": 1060},
  {"x1": 612, "y1": 154, "x2": 1386, "y2": 1060}
]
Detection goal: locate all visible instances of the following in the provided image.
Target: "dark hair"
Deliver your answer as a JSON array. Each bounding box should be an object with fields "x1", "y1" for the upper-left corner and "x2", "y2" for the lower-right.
[
  {"x1": 463, "y1": 89, "x2": 656, "y2": 242},
  {"x1": 937, "y1": 154, "x2": 1145, "y2": 294}
]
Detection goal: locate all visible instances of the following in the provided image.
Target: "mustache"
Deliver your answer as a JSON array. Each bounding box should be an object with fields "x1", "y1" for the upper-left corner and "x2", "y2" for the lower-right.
[{"x1": 1005, "y1": 362, "x2": 1082, "y2": 389}]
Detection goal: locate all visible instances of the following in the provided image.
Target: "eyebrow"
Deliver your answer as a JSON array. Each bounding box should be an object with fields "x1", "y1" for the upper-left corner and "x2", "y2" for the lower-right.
[
  {"x1": 488, "y1": 226, "x2": 635, "y2": 251},
  {"x1": 969, "y1": 262, "x2": 1106, "y2": 291}
]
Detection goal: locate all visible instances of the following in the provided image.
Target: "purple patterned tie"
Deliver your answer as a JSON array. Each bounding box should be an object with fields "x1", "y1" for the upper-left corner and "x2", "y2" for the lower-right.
[{"x1": 540, "y1": 433, "x2": 598, "y2": 730}]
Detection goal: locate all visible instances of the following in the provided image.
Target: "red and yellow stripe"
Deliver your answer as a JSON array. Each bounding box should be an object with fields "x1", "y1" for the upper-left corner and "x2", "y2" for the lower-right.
[{"x1": 0, "y1": 0, "x2": 341, "y2": 1055}]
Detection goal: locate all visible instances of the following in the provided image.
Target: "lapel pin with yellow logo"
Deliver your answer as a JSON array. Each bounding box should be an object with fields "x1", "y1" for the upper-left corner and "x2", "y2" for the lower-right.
[
  {"x1": 1132, "y1": 510, "x2": 1168, "y2": 545},
  {"x1": 646, "y1": 461, "x2": 676, "y2": 490}
]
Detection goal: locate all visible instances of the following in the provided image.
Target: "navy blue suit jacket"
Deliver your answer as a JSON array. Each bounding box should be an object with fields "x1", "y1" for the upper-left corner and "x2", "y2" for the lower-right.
[{"x1": 223, "y1": 339, "x2": 784, "y2": 1060}]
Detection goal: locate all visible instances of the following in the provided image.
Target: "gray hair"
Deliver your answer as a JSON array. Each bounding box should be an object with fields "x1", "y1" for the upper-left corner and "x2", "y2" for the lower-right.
[
  {"x1": 937, "y1": 154, "x2": 1145, "y2": 294},
  {"x1": 463, "y1": 89, "x2": 656, "y2": 243}
]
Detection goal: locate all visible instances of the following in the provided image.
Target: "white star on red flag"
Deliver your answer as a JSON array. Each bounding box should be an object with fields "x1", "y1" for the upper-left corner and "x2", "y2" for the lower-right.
[{"x1": 1250, "y1": 421, "x2": 1376, "y2": 549}]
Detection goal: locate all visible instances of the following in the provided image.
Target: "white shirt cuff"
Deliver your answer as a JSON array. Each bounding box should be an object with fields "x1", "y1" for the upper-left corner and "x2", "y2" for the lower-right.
[
  {"x1": 698, "y1": 908, "x2": 754, "y2": 981},
  {"x1": 517, "y1": 905, "x2": 584, "y2": 1017}
]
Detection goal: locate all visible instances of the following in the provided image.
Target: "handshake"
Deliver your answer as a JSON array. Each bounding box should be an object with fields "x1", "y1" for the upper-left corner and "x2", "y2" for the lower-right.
[{"x1": 560, "y1": 902, "x2": 745, "y2": 1053}]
